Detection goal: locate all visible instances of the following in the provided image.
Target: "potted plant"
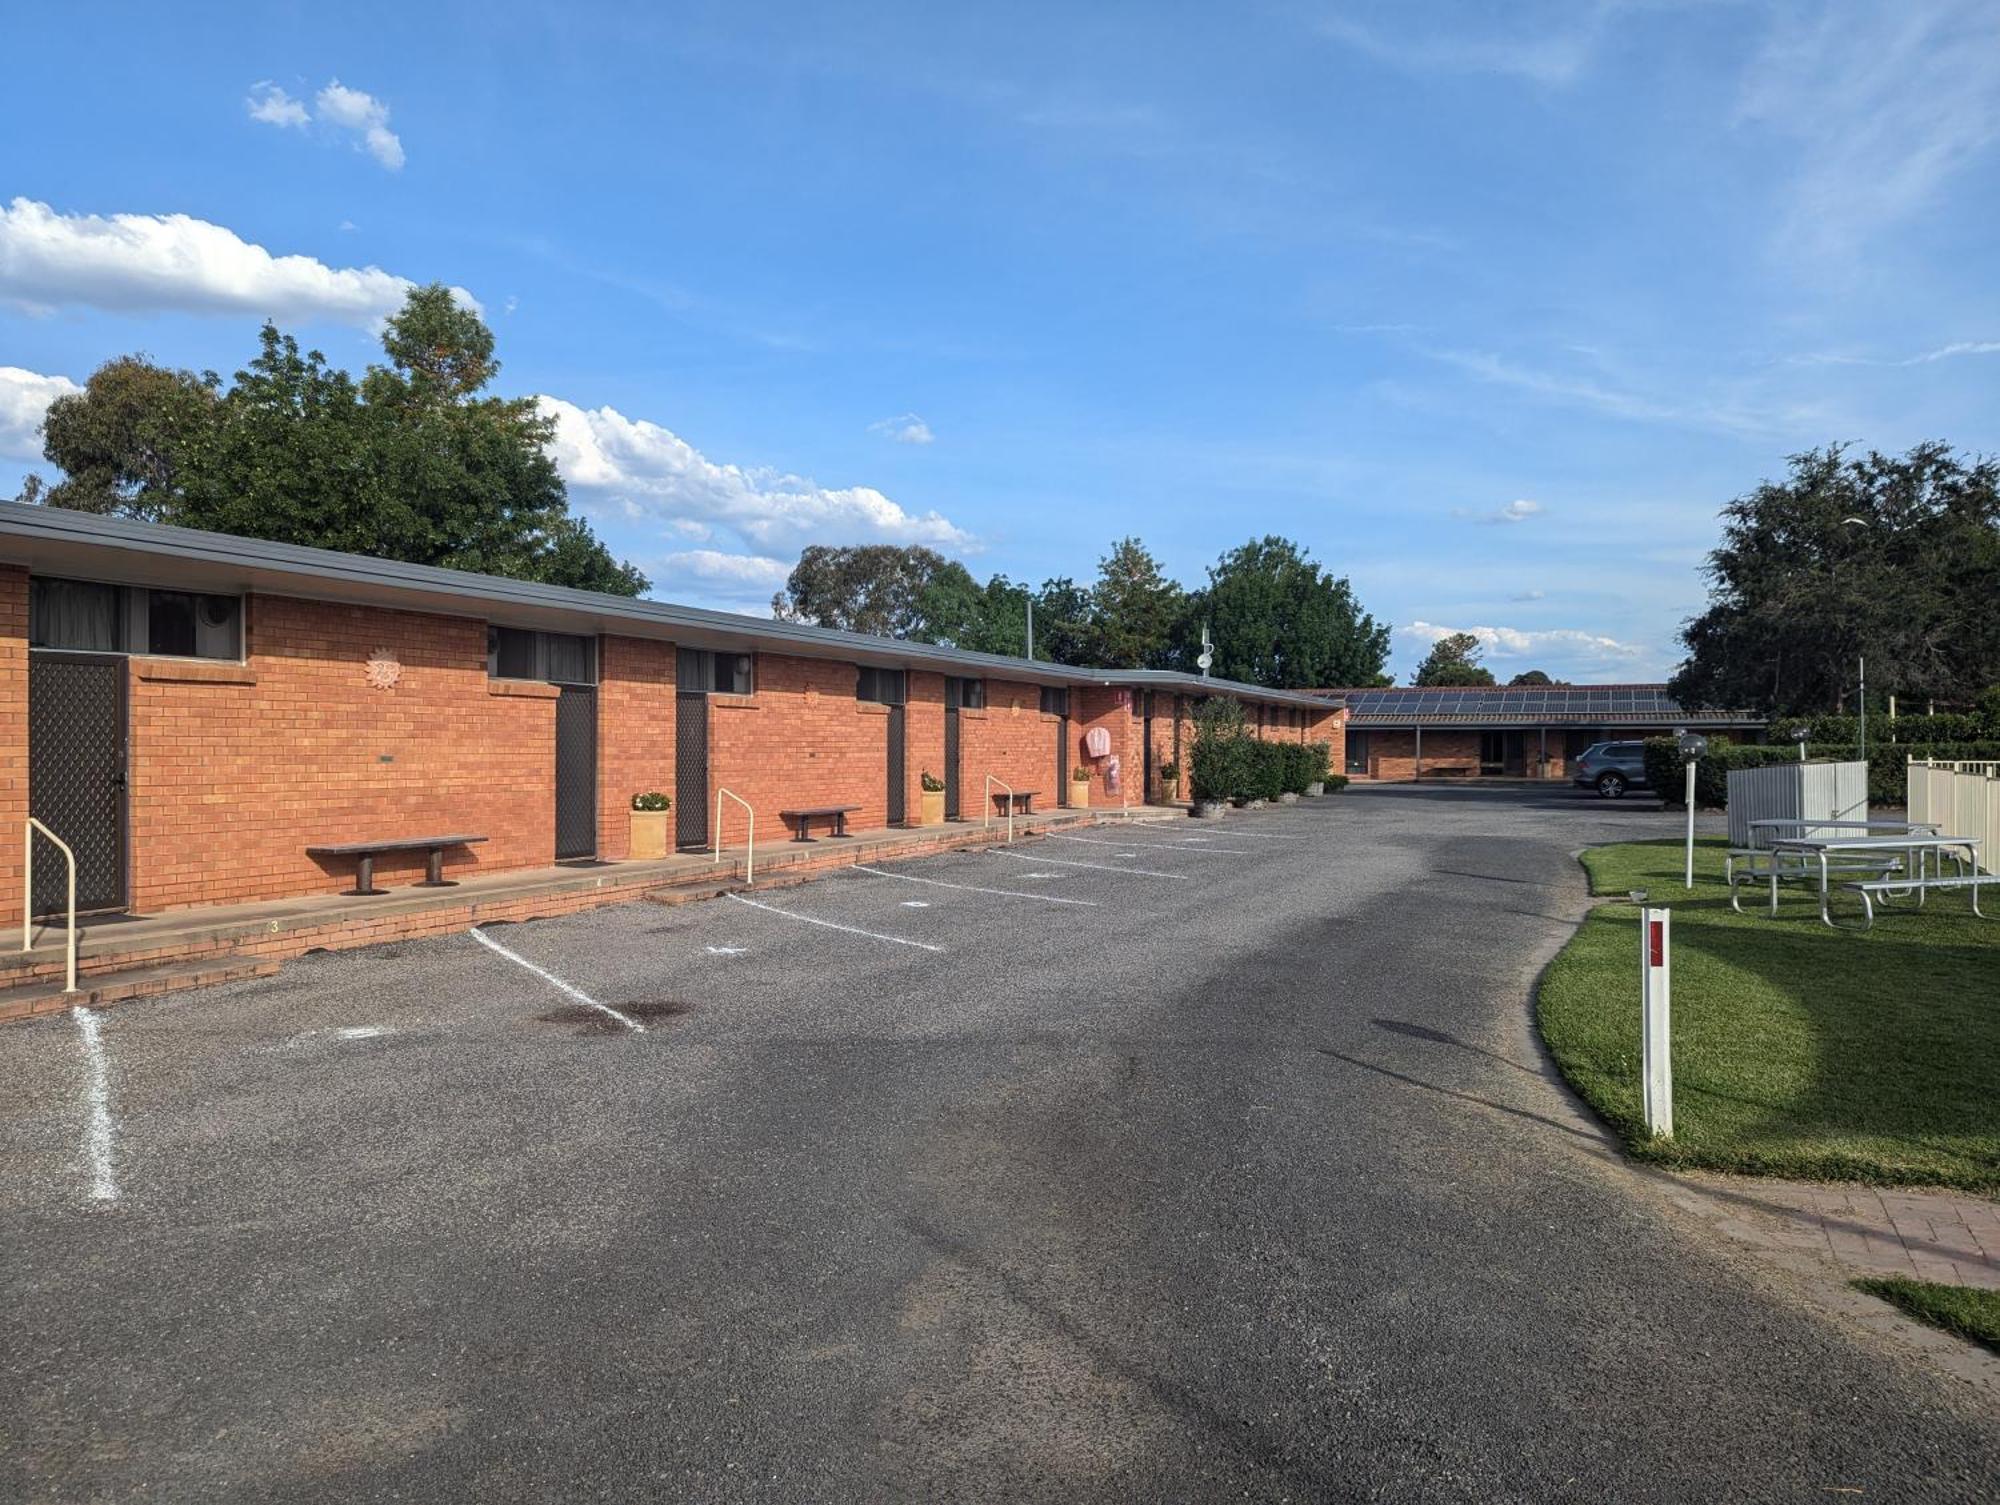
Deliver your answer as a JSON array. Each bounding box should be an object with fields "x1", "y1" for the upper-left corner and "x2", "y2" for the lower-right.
[
  {"x1": 629, "y1": 791, "x2": 672, "y2": 859},
  {"x1": 1158, "y1": 760, "x2": 1181, "y2": 804},
  {"x1": 1069, "y1": 764, "x2": 1092, "y2": 810},
  {"x1": 919, "y1": 770, "x2": 946, "y2": 827}
]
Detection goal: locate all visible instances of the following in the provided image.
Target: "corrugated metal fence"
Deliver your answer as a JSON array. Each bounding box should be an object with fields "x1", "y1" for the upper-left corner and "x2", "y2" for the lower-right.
[{"x1": 1908, "y1": 758, "x2": 2000, "y2": 874}]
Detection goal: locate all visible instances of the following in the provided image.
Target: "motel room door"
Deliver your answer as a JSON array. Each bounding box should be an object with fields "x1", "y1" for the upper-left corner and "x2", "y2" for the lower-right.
[
  {"x1": 28, "y1": 651, "x2": 129, "y2": 915},
  {"x1": 886, "y1": 702, "x2": 907, "y2": 825},
  {"x1": 554, "y1": 684, "x2": 598, "y2": 861},
  {"x1": 943, "y1": 678, "x2": 964, "y2": 820},
  {"x1": 675, "y1": 683, "x2": 708, "y2": 850}
]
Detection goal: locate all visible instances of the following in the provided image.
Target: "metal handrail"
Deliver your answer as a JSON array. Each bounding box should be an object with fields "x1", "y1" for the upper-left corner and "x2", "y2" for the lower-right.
[
  {"x1": 713, "y1": 788, "x2": 755, "y2": 885},
  {"x1": 983, "y1": 774, "x2": 1015, "y2": 843},
  {"x1": 22, "y1": 818, "x2": 78, "y2": 995}
]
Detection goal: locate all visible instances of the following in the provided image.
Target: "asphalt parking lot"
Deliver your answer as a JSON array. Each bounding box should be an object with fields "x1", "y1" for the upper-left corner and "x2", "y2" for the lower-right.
[{"x1": 4, "y1": 784, "x2": 1997, "y2": 1501}]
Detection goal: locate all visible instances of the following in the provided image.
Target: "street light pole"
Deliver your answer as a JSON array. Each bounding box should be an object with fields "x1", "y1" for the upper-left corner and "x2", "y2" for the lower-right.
[{"x1": 1676, "y1": 731, "x2": 1708, "y2": 889}]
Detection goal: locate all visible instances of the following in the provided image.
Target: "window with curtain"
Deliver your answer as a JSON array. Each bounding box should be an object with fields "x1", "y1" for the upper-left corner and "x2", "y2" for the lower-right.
[
  {"x1": 28, "y1": 579, "x2": 121, "y2": 651},
  {"x1": 857, "y1": 666, "x2": 906, "y2": 704}
]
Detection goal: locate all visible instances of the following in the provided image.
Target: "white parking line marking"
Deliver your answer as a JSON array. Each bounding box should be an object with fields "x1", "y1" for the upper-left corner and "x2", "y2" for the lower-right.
[
  {"x1": 706, "y1": 945, "x2": 749, "y2": 956},
  {"x1": 73, "y1": 1007, "x2": 117, "y2": 1203},
  {"x1": 470, "y1": 926, "x2": 645, "y2": 1032},
  {"x1": 901, "y1": 900, "x2": 930, "y2": 908},
  {"x1": 1050, "y1": 833, "x2": 1254, "y2": 856},
  {"x1": 1183, "y1": 830, "x2": 1305, "y2": 840},
  {"x1": 854, "y1": 864, "x2": 1099, "y2": 906},
  {"x1": 724, "y1": 893, "x2": 945, "y2": 952},
  {"x1": 339, "y1": 1025, "x2": 389, "y2": 1040},
  {"x1": 991, "y1": 848, "x2": 1190, "y2": 880}
]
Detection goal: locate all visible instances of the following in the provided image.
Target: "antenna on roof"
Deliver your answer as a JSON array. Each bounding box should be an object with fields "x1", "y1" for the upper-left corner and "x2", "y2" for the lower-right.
[{"x1": 1197, "y1": 622, "x2": 1213, "y2": 679}]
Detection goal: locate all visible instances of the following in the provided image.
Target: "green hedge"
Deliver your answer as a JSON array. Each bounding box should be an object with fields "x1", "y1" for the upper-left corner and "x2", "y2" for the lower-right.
[
  {"x1": 1642, "y1": 738, "x2": 2000, "y2": 809},
  {"x1": 1189, "y1": 732, "x2": 1332, "y2": 802}
]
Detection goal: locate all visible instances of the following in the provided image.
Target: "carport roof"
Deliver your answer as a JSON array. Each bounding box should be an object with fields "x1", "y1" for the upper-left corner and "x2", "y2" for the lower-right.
[
  {"x1": 0, "y1": 503, "x2": 1340, "y2": 711},
  {"x1": 1319, "y1": 684, "x2": 1762, "y2": 728}
]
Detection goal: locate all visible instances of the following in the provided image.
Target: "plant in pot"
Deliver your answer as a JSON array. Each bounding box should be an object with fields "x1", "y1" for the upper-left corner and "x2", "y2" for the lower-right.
[
  {"x1": 1070, "y1": 763, "x2": 1092, "y2": 809},
  {"x1": 919, "y1": 770, "x2": 946, "y2": 827},
  {"x1": 1157, "y1": 760, "x2": 1181, "y2": 804},
  {"x1": 629, "y1": 791, "x2": 673, "y2": 859}
]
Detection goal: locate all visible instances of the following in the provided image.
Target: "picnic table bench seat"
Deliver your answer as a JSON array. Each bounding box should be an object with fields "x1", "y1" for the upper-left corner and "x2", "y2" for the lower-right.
[
  {"x1": 306, "y1": 834, "x2": 489, "y2": 896},
  {"x1": 990, "y1": 789, "x2": 1040, "y2": 815},
  {"x1": 780, "y1": 805, "x2": 861, "y2": 842}
]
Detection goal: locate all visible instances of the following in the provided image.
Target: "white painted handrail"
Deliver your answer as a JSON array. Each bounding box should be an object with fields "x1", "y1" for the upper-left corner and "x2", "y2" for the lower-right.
[
  {"x1": 983, "y1": 774, "x2": 1016, "y2": 843},
  {"x1": 713, "y1": 788, "x2": 755, "y2": 885},
  {"x1": 22, "y1": 818, "x2": 78, "y2": 995}
]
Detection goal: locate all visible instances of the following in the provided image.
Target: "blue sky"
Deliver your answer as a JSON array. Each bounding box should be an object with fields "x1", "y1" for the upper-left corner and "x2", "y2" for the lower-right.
[{"x1": 3, "y1": 1, "x2": 1997, "y2": 682}]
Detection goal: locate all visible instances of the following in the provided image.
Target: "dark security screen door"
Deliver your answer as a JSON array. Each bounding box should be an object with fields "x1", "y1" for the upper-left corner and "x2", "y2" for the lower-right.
[
  {"x1": 676, "y1": 689, "x2": 709, "y2": 849},
  {"x1": 29, "y1": 652, "x2": 128, "y2": 914},
  {"x1": 886, "y1": 703, "x2": 906, "y2": 825},
  {"x1": 943, "y1": 678, "x2": 963, "y2": 820},
  {"x1": 554, "y1": 684, "x2": 598, "y2": 860}
]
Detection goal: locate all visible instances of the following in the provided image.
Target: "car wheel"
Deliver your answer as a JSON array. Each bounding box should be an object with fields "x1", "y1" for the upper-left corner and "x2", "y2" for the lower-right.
[{"x1": 1597, "y1": 772, "x2": 1628, "y2": 798}]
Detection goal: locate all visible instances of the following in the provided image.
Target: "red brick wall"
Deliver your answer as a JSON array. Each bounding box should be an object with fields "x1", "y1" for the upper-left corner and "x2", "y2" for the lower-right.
[
  {"x1": 1070, "y1": 686, "x2": 1139, "y2": 807},
  {"x1": 0, "y1": 568, "x2": 26, "y2": 916},
  {"x1": 597, "y1": 635, "x2": 675, "y2": 860},
  {"x1": 957, "y1": 677, "x2": 1063, "y2": 815},
  {"x1": 707, "y1": 652, "x2": 896, "y2": 840},
  {"x1": 125, "y1": 595, "x2": 562, "y2": 910}
]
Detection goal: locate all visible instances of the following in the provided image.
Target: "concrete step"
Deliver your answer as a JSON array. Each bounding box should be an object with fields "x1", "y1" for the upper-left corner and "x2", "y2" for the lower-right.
[{"x1": 0, "y1": 958, "x2": 282, "y2": 1025}]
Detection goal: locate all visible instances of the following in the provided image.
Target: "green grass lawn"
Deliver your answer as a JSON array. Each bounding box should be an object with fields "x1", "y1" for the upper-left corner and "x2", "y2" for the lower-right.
[
  {"x1": 1853, "y1": 1278, "x2": 2000, "y2": 1353},
  {"x1": 1537, "y1": 838, "x2": 2000, "y2": 1190}
]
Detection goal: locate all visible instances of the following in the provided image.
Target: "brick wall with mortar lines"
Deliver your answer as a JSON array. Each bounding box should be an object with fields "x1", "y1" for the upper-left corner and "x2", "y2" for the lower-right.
[
  {"x1": 905, "y1": 672, "x2": 945, "y2": 821},
  {"x1": 706, "y1": 651, "x2": 897, "y2": 840},
  {"x1": 1070, "y1": 686, "x2": 1139, "y2": 806},
  {"x1": 0, "y1": 568, "x2": 25, "y2": 913},
  {"x1": 957, "y1": 676, "x2": 1063, "y2": 815},
  {"x1": 125, "y1": 594, "x2": 561, "y2": 910},
  {"x1": 596, "y1": 635, "x2": 675, "y2": 860}
]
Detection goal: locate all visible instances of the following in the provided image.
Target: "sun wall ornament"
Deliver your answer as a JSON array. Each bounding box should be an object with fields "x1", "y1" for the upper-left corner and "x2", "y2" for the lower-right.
[{"x1": 364, "y1": 649, "x2": 402, "y2": 691}]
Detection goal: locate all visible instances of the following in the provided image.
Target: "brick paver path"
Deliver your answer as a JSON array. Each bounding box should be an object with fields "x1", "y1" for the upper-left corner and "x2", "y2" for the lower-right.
[{"x1": 1683, "y1": 1176, "x2": 2000, "y2": 1289}]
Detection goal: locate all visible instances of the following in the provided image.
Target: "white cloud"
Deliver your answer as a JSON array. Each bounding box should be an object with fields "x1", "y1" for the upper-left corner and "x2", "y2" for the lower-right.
[
  {"x1": 0, "y1": 198, "x2": 477, "y2": 325},
  {"x1": 1790, "y1": 339, "x2": 2000, "y2": 368},
  {"x1": 1404, "y1": 619, "x2": 1647, "y2": 662},
  {"x1": 540, "y1": 396, "x2": 975, "y2": 554},
  {"x1": 245, "y1": 82, "x2": 309, "y2": 128},
  {"x1": 315, "y1": 81, "x2": 405, "y2": 170},
  {"x1": 1456, "y1": 497, "x2": 1544, "y2": 524},
  {"x1": 1510, "y1": 588, "x2": 1548, "y2": 602},
  {"x1": 1316, "y1": 8, "x2": 1610, "y2": 86},
  {"x1": 660, "y1": 550, "x2": 792, "y2": 587},
  {"x1": 1739, "y1": 0, "x2": 2000, "y2": 254},
  {"x1": 0, "y1": 366, "x2": 80, "y2": 460},
  {"x1": 1430, "y1": 347, "x2": 1815, "y2": 438},
  {"x1": 868, "y1": 412, "x2": 935, "y2": 445}
]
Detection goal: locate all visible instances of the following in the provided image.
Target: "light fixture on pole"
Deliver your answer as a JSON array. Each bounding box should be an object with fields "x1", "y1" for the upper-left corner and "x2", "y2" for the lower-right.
[
  {"x1": 1786, "y1": 724, "x2": 1810, "y2": 763},
  {"x1": 1675, "y1": 731, "x2": 1707, "y2": 889}
]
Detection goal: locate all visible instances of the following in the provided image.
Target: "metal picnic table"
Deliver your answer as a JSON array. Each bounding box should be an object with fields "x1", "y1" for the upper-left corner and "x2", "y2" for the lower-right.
[{"x1": 1765, "y1": 832, "x2": 1982, "y2": 928}]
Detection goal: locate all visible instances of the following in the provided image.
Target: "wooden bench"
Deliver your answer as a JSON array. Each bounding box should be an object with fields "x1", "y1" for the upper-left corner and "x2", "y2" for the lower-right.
[
  {"x1": 780, "y1": 805, "x2": 860, "y2": 842},
  {"x1": 306, "y1": 834, "x2": 489, "y2": 896},
  {"x1": 990, "y1": 789, "x2": 1039, "y2": 816}
]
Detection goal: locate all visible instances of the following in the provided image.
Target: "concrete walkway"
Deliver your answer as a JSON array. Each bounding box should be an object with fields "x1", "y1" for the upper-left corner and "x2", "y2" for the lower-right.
[{"x1": 1669, "y1": 1174, "x2": 2000, "y2": 1289}]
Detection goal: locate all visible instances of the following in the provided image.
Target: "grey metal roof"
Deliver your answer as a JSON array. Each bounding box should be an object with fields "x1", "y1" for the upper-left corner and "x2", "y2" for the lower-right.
[
  {"x1": 1322, "y1": 683, "x2": 1761, "y2": 728},
  {"x1": 0, "y1": 503, "x2": 1340, "y2": 710}
]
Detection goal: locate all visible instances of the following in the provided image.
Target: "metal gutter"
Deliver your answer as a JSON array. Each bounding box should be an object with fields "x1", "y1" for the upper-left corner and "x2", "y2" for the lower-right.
[{"x1": 0, "y1": 503, "x2": 1345, "y2": 709}]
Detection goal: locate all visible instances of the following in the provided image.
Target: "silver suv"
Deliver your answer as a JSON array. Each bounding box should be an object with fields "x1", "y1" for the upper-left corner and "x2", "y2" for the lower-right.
[{"x1": 1572, "y1": 740, "x2": 1649, "y2": 798}]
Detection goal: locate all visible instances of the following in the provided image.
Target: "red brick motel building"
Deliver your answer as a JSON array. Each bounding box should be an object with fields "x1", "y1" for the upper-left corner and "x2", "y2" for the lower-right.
[
  {"x1": 1318, "y1": 684, "x2": 1764, "y2": 782},
  {"x1": 0, "y1": 504, "x2": 1343, "y2": 922}
]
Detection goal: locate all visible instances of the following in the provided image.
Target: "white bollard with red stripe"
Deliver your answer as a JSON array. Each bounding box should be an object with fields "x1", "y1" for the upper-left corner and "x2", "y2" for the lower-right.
[{"x1": 1640, "y1": 907, "x2": 1673, "y2": 1138}]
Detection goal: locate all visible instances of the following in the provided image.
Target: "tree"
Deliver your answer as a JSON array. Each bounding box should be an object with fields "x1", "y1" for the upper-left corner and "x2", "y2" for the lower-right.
[
  {"x1": 1672, "y1": 443, "x2": 2000, "y2": 713},
  {"x1": 38, "y1": 356, "x2": 221, "y2": 516},
  {"x1": 1028, "y1": 576, "x2": 1100, "y2": 666},
  {"x1": 772, "y1": 544, "x2": 953, "y2": 636},
  {"x1": 1413, "y1": 632, "x2": 1496, "y2": 686},
  {"x1": 1090, "y1": 537, "x2": 1184, "y2": 668},
  {"x1": 36, "y1": 285, "x2": 646, "y2": 595},
  {"x1": 914, "y1": 564, "x2": 1030, "y2": 655},
  {"x1": 1201, "y1": 536, "x2": 1390, "y2": 688},
  {"x1": 1508, "y1": 670, "x2": 1554, "y2": 686}
]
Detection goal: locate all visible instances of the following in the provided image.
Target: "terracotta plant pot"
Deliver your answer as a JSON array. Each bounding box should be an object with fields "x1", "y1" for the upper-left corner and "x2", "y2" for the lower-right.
[
  {"x1": 1159, "y1": 778, "x2": 1180, "y2": 805},
  {"x1": 1305, "y1": 781, "x2": 1325, "y2": 797},
  {"x1": 919, "y1": 788, "x2": 946, "y2": 827},
  {"x1": 1069, "y1": 779, "x2": 1091, "y2": 810},
  {"x1": 629, "y1": 808, "x2": 672, "y2": 860}
]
